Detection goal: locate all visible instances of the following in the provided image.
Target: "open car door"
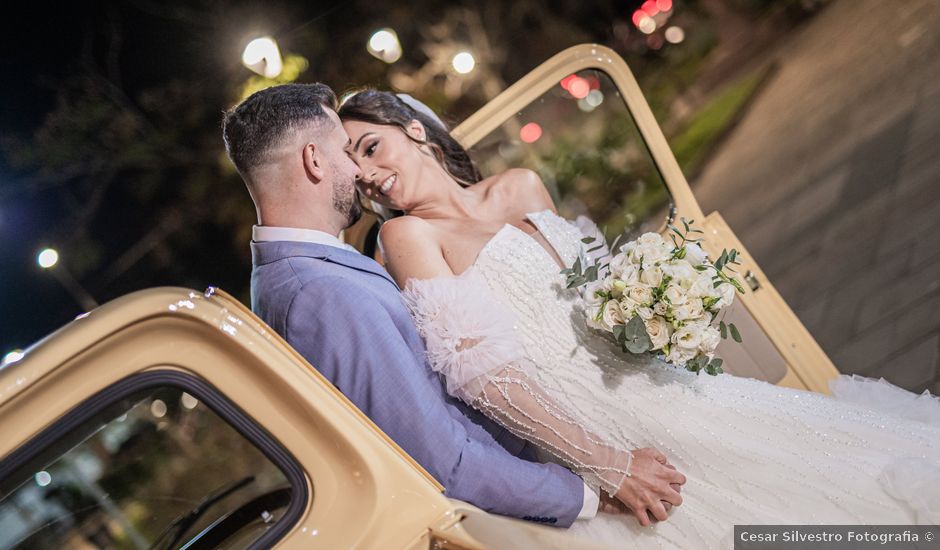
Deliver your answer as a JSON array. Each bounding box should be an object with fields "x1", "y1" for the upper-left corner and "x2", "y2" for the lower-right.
[
  {"x1": 452, "y1": 44, "x2": 839, "y2": 393},
  {"x1": 347, "y1": 44, "x2": 839, "y2": 393}
]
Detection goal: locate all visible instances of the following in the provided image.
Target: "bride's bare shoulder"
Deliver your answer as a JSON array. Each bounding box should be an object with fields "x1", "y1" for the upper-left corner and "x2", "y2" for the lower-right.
[
  {"x1": 481, "y1": 168, "x2": 556, "y2": 212},
  {"x1": 378, "y1": 215, "x2": 438, "y2": 250},
  {"x1": 378, "y1": 216, "x2": 455, "y2": 281}
]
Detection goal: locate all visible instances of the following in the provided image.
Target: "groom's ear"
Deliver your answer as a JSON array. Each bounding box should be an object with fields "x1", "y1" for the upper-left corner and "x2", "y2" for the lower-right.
[
  {"x1": 302, "y1": 142, "x2": 326, "y2": 183},
  {"x1": 406, "y1": 119, "x2": 427, "y2": 142}
]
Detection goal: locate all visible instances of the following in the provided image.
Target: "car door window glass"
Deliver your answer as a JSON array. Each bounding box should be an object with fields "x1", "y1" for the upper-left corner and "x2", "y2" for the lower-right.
[
  {"x1": 0, "y1": 384, "x2": 298, "y2": 549},
  {"x1": 469, "y1": 69, "x2": 673, "y2": 240}
]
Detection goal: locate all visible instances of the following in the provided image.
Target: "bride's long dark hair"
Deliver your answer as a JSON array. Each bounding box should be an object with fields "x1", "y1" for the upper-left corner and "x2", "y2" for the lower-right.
[{"x1": 338, "y1": 90, "x2": 482, "y2": 187}]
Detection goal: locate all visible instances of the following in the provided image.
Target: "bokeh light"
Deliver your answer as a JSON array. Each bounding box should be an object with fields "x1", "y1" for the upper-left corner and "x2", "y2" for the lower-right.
[
  {"x1": 665, "y1": 26, "x2": 686, "y2": 44},
  {"x1": 567, "y1": 76, "x2": 590, "y2": 99},
  {"x1": 586, "y1": 89, "x2": 604, "y2": 107},
  {"x1": 452, "y1": 51, "x2": 476, "y2": 74},
  {"x1": 367, "y1": 28, "x2": 402, "y2": 64},
  {"x1": 181, "y1": 392, "x2": 199, "y2": 410},
  {"x1": 34, "y1": 471, "x2": 52, "y2": 487},
  {"x1": 37, "y1": 248, "x2": 59, "y2": 269},
  {"x1": 241, "y1": 37, "x2": 283, "y2": 78},
  {"x1": 519, "y1": 122, "x2": 542, "y2": 143}
]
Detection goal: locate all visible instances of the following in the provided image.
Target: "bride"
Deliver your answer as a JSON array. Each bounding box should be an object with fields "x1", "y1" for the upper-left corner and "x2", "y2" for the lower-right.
[{"x1": 338, "y1": 90, "x2": 940, "y2": 548}]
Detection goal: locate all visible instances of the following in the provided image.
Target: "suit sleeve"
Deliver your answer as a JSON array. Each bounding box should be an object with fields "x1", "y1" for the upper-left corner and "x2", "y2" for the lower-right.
[{"x1": 284, "y1": 277, "x2": 586, "y2": 526}]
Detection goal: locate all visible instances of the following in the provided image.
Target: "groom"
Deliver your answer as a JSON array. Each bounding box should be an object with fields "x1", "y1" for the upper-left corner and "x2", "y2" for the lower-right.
[{"x1": 222, "y1": 83, "x2": 684, "y2": 528}]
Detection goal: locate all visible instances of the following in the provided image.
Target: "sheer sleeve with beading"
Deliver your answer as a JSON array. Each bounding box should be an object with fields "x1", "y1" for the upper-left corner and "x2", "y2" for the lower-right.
[{"x1": 402, "y1": 271, "x2": 633, "y2": 496}]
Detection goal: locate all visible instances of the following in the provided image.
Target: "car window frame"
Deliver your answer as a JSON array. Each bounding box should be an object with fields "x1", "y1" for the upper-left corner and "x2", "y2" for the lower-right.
[{"x1": 0, "y1": 369, "x2": 309, "y2": 550}]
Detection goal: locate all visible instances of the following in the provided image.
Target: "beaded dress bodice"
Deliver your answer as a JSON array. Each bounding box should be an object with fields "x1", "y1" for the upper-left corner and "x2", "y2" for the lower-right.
[{"x1": 464, "y1": 210, "x2": 940, "y2": 548}]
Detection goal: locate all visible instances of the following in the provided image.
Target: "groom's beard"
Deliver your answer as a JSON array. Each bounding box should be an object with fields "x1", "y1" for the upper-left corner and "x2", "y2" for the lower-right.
[{"x1": 332, "y1": 172, "x2": 363, "y2": 229}]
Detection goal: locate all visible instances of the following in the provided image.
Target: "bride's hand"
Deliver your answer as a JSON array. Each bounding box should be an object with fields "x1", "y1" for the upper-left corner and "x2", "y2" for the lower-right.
[{"x1": 613, "y1": 448, "x2": 686, "y2": 527}]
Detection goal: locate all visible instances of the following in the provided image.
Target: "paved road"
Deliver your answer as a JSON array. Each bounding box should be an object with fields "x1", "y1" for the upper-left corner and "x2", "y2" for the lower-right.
[{"x1": 692, "y1": 0, "x2": 940, "y2": 393}]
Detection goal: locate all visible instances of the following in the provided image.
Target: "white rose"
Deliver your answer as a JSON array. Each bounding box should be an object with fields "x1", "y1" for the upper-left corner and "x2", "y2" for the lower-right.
[
  {"x1": 644, "y1": 315, "x2": 672, "y2": 350},
  {"x1": 637, "y1": 232, "x2": 665, "y2": 247},
  {"x1": 666, "y1": 345, "x2": 697, "y2": 366},
  {"x1": 673, "y1": 324, "x2": 703, "y2": 350},
  {"x1": 673, "y1": 298, "x2": 705, "y2": 321},
  {"x1": 639, "y1": 265, "x2": 664, "y2": 287},
  {"x1": 636, "y1": 306, "x2": 654, "y2": 321},
  {"x1": 713, "y1": 282, "x2": 737, "y2": 309},
  {"x1": 690, "y1": 272, "x2": 718, "y2": 299},
  {"x1": 699, "y1": 325, "x2": 721, "y2": 355},
  {"x1": 619, "y1": 297, "x2": 640, "y2": 319},
  {"x1": 609, "y1": 253, "x2": 635, "y2": 280},
  {"x1": 602, "y1": 299, "x2": 625, "y2": 329},
  {"x1": 627, "y1": 284, "x2": 654, "y2": 306},
  {"x1": 684, "y1": 242, "x2": 708, "y2": 266},
  {"x1": 631, "y1": 233, "x2": 671, "y2": 265},
  {"x1": 662, "y1": 260, "x2": 697, "y2": 288},
  {"x1": 663, "y1": 284, "x2": 688, "y2": 307},
  {"x1": 653, "y1": 301, "x2": 670, "y2": 317},
  {"x1": 583, "y1": 280, "x2": 611, "y2": 307},
  {"x1": 619, "y1": 264, "x2": 641, "y2": 286}
]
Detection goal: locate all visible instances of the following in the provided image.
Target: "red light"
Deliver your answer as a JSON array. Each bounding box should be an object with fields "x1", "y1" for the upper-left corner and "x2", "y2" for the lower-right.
[
  {"x1": 587, "y1": 76, "x2": 601, "y2": 90},
  {"x1": 641, "y1": 0, "x2": 659, "y2": 16},
  {"x1": 519, "y1": 122, "x2": 542, "y2": 143},
  {"x1": 632, "y1": 9, "x2": 646, "y2": 27},
  {"x1": 656, "y1": 0, "x2": 673, "y2": 11},
  {"x1": 559, "y1": 74, "x2": 577, "y2": 91},
  {"x1": 568, "y1": 76, "x2": 590, "y2": 99}
]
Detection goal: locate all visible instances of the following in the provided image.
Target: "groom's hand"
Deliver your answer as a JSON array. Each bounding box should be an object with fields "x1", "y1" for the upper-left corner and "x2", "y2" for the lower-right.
[{"x1": 613, "y1": 448, "x2": 686, "y2": 527}]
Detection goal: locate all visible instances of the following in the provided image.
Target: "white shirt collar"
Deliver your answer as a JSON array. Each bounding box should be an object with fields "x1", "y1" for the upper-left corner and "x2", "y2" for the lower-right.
[{"x1": 252, "y1": 225, "x2": 359, "y2": 253}]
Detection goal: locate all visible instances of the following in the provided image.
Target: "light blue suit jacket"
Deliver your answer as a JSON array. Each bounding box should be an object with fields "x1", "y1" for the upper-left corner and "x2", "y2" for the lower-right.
[{"x1": 250, "y1": 240, "x2": 584, "y2": 526}]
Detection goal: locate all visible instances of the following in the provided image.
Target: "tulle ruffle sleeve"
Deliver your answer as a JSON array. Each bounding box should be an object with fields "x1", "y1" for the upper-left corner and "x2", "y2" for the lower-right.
[
  {"x1": 402, "y1": 270, "x2": 634, "y2": 496},
  {"x1": 402, "y1": 270, "x2": 525, "y2": 403}
]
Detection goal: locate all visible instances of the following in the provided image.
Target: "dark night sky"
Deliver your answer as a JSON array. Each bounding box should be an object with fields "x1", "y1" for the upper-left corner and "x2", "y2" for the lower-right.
[
  {"x1": 1, "y1": 1, "x2": 356, "y2": 354},
  {"x1": 1, "y1": 1, "x2": 627, "y2": 357}
]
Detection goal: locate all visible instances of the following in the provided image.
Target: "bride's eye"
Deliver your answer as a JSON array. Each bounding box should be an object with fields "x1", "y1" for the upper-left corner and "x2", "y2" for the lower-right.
[{"x1": 365, "y1": 141, "x2": 378, "y2": 157}]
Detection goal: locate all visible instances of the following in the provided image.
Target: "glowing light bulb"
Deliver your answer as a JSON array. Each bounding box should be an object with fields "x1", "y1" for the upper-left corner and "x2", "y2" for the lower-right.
[
  {"x1": 452, "y1": 51, "x2": 476, "y2": 74},
  {"x1": 37, "y1": 248, "x2": 59, "y2": 269}
]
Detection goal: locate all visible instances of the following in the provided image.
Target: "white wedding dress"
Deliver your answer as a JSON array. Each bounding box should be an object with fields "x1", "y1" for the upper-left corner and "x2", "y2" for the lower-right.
[{"x1": 402, "y1": 210, "x2": 940, "y2": 550}]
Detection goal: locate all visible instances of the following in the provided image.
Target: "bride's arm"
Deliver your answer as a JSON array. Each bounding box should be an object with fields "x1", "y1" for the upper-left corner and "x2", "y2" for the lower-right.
[{"x1": 381, "y1": 216, "x2": 635, "y2": 497}]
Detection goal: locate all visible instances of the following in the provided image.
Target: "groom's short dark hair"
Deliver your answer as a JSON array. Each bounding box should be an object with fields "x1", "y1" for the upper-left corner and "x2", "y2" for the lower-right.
[{"x1": 222, "y1": 83, "x2": 338, "y2": 177}]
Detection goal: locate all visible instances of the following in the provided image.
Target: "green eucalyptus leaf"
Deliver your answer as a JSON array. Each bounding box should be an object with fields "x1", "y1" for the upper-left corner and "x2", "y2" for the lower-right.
[
  {"x1": 729, "y1": 323, "x2": 742, "y2": 343},
  {"x1": 581, "y1": 236, "x2": 595, "y2": 244},
  {"x1": 622, "y1": 316, "x2": 652, "y2": 354},
  {"x1": 720, "y1": 321, "x2": 727, "y2": 339}
]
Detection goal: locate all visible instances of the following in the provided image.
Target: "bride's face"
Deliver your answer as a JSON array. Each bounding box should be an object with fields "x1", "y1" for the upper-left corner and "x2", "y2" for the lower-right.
[{"x1": 342, "y1": 119, "x2": 433, "y2": 211}]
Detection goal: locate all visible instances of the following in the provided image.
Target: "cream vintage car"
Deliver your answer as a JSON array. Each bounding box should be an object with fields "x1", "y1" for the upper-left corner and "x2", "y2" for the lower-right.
[{"x1": 0, "y1": 45, "x2": 839, "y2": 549}]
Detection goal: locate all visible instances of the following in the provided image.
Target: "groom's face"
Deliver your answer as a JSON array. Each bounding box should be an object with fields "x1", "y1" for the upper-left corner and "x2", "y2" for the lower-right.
[{"x1": 321, "y1": 109, "x2": 363, "y2": 228}]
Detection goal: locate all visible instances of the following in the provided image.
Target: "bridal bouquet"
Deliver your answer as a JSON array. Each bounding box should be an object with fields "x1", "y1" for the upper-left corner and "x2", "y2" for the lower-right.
[{"x1": 563, "y1": 218, "x2": 745, "y2": 375}]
